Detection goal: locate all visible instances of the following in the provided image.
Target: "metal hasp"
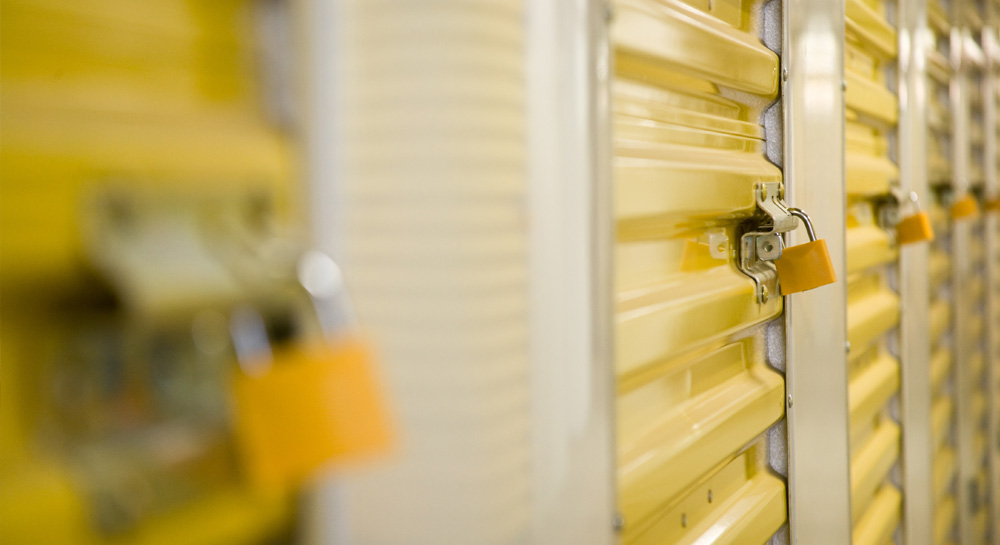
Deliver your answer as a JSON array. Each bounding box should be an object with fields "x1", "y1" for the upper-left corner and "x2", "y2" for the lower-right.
[
  {"x1": 738, "y1": 181, "x2": 799, "y2": 303},
  {"x1": 876, "y1": 188, "x2": 921, "y2": 232}
]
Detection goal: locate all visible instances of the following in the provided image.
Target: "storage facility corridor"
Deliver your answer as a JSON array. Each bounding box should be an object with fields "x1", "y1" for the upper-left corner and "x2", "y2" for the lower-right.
[{"x1": 1, "y1": 1, "x2": 1000, "y2": 544}]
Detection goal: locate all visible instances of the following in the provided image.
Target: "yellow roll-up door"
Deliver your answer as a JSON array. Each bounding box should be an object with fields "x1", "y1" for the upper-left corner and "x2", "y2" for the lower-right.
[
  {"x1": 0, "y1": 0, "x2": 294, "y2": 291},
  {"x1": 926, "y1": 2, "x2": 960, "y2": 543},
  {"x1": 0, "y1": 0, "x2": 294, "y2": 543},
  {"x1": 958, "y1": 5, "x2": 992, "y2": 542},
  {"x1": 611, "y1": 1, "x2": 786, "y2": 543},
  {"x1": 843, "y1": 0, "x2": 904, "y2": 542}
]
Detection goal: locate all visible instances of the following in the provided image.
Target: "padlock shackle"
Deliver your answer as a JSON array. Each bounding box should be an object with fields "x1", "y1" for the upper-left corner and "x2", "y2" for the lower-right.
[{"x1": 787, "y1": 208, "x2": 816, "y2": 241}]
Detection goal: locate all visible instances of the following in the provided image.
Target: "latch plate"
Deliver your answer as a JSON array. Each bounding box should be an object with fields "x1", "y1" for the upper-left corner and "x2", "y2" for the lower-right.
[{"x1": 738, "y1": 182, "x2": 796, "y2": 304}]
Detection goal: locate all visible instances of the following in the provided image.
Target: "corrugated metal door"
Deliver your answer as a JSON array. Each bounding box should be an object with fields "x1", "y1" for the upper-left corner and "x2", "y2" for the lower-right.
[
  {"x1": 966, "y1": 8, "x2": 992, "y2": 540},
  {"x1": 953, "y1": 2, "x2": 994, "y2": 542},
  {"x1": 610, "y1": 1, "x2": 787, "y2": 543},
  {"x1": 985, "y1": 3, "x2": 1000, "y2": 542},
  {"x1": 926, "y1": 2, "x2": 961, "y2": 544},
  {"x1": 329, "y1": 2, "x2": 538, "y2": 544},
  {"x1": 0, "y1": 0, "x2": 294, "y2": 542},
  {"x1": 951, "y1": 1, "x2": 994, "y2": 542},
  {"x1": 843, "y1": 0, "x2": 905, "y2": 542},
  {"x1": 0, "y1": 0, "x2": 293, "y2": 287}
]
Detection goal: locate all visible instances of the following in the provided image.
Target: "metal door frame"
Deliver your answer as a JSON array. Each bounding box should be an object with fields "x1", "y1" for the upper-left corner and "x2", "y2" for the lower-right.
[
  {"x1": 898, "y1": 1, "x2": 935, "y2": 544},
  {"x1": 783, "y1": 0, "x2": 855, "y2": 542}
]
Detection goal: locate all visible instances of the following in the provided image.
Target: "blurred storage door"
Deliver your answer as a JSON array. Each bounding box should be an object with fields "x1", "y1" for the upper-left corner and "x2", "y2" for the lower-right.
[
  {"x1": 925, "y1": 3, "x2": 960, "y2": 543},
  {"x1": 951, "y1": 4, "x2": 993, "y2": 543},
  {"x1": 842, "y1": 0, "x2": 905, "y2": 542},
  {"x1": 333, "y1": 1, "x2": 536, "y2": 544},
  {"x1": 610, "y1": 1, "x2": 787, "y2": 543},
  {"x1": 960, "y1": 7, "x2": 992, "y2": 541},
  {"x1": 0, "y1": 0, "x2": 294, "y2": 543},
  {"x1": 0, "y1": 0, "x2": 292, "y2": 287}
]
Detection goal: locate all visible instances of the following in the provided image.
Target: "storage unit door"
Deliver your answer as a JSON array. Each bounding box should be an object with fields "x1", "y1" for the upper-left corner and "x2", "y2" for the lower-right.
[
  {"x1": 927, "y1": 2, "x2": 961, "y2": 543},
  {"x1": 843, "y1": 0, "x2": 905, "y2": 542},
  {"x1": 954, "y1": 2, "x2": 993, "y2": 542},
  {"x1": 0, "y1": 0, "x2": 295, "y2": 542},
  {"x1": 610, "y1": 1, "x2": 787, "y2": 543}
]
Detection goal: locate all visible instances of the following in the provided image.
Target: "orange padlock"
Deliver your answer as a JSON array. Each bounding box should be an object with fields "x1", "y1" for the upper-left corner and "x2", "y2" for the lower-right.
[
  {"x1": 232, "y1": 334, "x2": 393, "y2": 489},
  {"x1": 896, "y1": 211, "x2": 934, "y2": 244},
  {"x1": 774, "y1": 208, "x2": 837, "y2": 295},
  {"x1": 229, "y1": 253, "x2": 393, "y2": 490},
  {"x1": 950, "y1": 195, "x2": 979, "y2": 219}
]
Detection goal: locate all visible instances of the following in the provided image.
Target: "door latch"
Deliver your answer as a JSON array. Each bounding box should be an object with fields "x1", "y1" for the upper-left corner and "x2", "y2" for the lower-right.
[
  {"x1": 878, "y1": 189, "x2": 934, "y2": 245},
  {"x1": 738, "y1": 182, "x2": 836, "y2": 303},
  {"x1": 738, "y1": 182, "x2": 795, "y2": 304}
]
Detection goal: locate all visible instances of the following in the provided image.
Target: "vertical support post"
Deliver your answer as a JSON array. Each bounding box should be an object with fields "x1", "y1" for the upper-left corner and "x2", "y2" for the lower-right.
[
  {"x1": 295, "y1": 0, "x2": 351, "y2": 543},
  {"x1": 783, "y1": 0, "x2": 854, "y2": 542},
  {"x1": 898, "y1": 1, "x2": 935, "y2": 544},
  {"x1": 525, "y1": 0, "x2": 617, "y2": 543}
]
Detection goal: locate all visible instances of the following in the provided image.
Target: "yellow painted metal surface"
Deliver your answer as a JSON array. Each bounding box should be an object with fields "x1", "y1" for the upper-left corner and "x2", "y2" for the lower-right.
[
  {"x1": 961, "y1": 13, "x2": 995, "y2": 515},
  {"x1": 0, "y1": 0, "x2": 295, "y2": 543},
  {"x1": 934, "y1": 495, "x2": 957, "y2": 545},
  {"x1": 612, "y1": 1, "x2": 785, "y2": 543},
  {"x1": 925, "y1": 4, "x2": 958, "y2": 542},
  {"x1": 843, "y1": 0, "x2": 904, "y2": 537},
  {"x1": 0, "y1": 0, "x2": 293, "y2": 293},
  {"x1": 853, "y1": 484, "x2": 902, "y2": 545}
]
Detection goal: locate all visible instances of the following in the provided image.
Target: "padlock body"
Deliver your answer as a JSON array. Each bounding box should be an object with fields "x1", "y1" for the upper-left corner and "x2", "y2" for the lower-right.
[
  {"x1": 774, "y1": 239, "x2": 837, "y2": 295},
  {"x1": 232, "y1": 336, "x2": 393, "y2": 488},
  {"x1": 896, "y1": 211, "x2": 934, "y2": 245},
  {"x1": 950, "y1": 195, "x2": 979, "y2": 219}
]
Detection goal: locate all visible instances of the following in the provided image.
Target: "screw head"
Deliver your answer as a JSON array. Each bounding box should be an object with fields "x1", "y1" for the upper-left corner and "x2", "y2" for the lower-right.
[
  {"x1": 787, "y1": 394, "x2": 794, "y2": 408},
  {"x1": 760, "y1": 286, "x2": 769, "y2": 303}
]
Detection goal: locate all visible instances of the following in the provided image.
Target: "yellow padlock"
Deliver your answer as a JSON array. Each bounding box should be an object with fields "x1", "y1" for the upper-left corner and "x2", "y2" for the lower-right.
[
  {"x1": 896, "y1": 211, "x2": 934, "y2": 244},
  {"x1": 774, "y1": 208, "x2": 837, "y2": 295},
  {"x1": 232, "y1": 334, "x2": 394, "y2": 489},
  {"x1": 950, "y1": 195, "x2": 979, "y2": 219}
]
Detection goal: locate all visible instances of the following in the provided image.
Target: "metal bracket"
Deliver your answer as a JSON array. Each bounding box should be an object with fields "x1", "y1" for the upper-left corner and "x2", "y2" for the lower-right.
[
  {"x1": 738, "y1": 182, "x2": 797, "y2": 303},
  {"x1": 876, "y1": 186, "x2": 911, "y2": 232},
  {"x1": 877, "y1": 189, "x2": 926, "y2": 242}
]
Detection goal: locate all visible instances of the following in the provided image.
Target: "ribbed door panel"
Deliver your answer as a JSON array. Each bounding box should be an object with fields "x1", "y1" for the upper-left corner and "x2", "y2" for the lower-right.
[
  {"x1": 958, "y1": 4, "x2": 992, "y2": 540},
  {"x1": 0, "y1": 0, "x2": 292, "y2": 290},
  {"x1": 0, "y1": 0, "x2": 293, "y2": 541},
  {"x1": 844, "y1": 0, "x2": 904, "y2": 540},
  {"x1": 611, "y1": 1, "x2": 786, "y2": 543},
  {"x1": 926, "y1": 2, "x2": 960, "y2": 542},
  {"x1": 334, "y1": 2, "x2": 534, "y2": 543}
]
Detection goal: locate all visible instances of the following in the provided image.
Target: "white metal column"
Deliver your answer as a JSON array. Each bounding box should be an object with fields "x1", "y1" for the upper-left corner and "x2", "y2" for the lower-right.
[
  {"x1": 898, "y1": 1, "x2": 935, "y2": 544},
  {"x1": 525, "y1": 0, "x2": 616, "y2": 543},
  {"x1": 783, "y1": 0, "x2": 854, "y2": 542}
]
